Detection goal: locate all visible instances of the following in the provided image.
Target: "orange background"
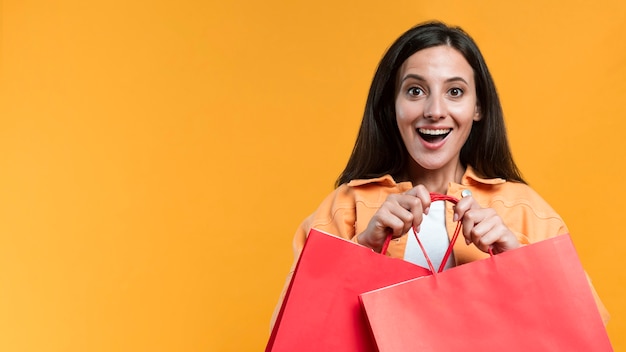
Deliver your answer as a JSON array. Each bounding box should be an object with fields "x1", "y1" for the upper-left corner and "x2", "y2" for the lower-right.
[{"x1": 1, "y1": 1, "x2": 625, "y2": 350}]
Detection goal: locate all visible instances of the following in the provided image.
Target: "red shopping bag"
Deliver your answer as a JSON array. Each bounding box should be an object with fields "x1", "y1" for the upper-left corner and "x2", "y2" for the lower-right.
[
  {"x1": 359, "y1": 234, "x2": 613, "y2": 351},
  {"x1": 266, "y1": 228, "x2": 431, "y2": 352}
]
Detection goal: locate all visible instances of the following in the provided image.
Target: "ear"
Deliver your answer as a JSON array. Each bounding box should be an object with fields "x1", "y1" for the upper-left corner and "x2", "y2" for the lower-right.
[{"x1": 473, "y1": 105, "x2": 482, "y2": 121}]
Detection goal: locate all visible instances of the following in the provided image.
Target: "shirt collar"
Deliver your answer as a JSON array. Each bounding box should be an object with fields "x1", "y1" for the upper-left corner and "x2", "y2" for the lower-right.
[
  {"x1": 461, "y1": 166, "x2": 506, "y2": 185},
  {"x1": 345, "y1": 166, "x2": 506, "y2": 188},
  {"x1": 347, "y1": 174, "x2": 400, "y2": 188}
]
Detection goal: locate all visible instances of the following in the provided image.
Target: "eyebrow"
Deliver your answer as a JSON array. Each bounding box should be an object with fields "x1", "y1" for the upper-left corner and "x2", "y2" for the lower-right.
[{"x1": 401, "y1": 73, "x2": 469, "y2": 85}]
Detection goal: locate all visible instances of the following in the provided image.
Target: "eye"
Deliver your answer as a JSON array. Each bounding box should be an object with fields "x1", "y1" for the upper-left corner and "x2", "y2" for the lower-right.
[
  {"x1": 449, "y1": 88, "x2": 464, "y2": 97},
  {"x1": 407, "y1": 87, "x2": 424, "y2": 96}
]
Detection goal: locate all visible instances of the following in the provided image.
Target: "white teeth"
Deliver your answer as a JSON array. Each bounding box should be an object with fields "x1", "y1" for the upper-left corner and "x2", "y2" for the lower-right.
[{"x1": 418, "y1": 128, "x2": 451, "y2": 135}]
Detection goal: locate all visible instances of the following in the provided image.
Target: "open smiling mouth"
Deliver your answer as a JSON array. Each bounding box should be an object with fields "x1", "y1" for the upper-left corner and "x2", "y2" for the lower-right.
[{"x1": 418, "y1": 128, "x2": 451, "y2": 143}]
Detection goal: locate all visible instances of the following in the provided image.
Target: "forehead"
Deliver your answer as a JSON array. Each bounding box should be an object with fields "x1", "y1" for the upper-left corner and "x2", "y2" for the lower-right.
[{"x1": 398, "y1": 45, "x2": 474, "y2": 82}]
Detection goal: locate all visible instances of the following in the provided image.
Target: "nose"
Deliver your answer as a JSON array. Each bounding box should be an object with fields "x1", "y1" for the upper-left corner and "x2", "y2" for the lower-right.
[{"x1": 423, "y1": 95, "x2": 447, "y2": 120}]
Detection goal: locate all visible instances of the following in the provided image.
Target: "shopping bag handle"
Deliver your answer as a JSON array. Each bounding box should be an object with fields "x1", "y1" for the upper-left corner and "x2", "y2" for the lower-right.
[{"x1": 381, "y1": 192, "x2": 463, "y2": 274}]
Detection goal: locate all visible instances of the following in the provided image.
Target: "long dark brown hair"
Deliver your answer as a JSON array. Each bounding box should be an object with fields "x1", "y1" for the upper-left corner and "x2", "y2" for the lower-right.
[{"x1": 336, "y1": 21, "x2": 525, "y2": 187}]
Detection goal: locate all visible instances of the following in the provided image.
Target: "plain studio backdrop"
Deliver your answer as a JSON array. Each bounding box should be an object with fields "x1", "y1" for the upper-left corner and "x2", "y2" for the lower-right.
[{"x1": 1, "y1": 1, "x2": 625, "y2": 350}]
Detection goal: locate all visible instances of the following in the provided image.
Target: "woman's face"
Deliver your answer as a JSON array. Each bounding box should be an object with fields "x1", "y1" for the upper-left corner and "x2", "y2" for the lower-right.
[{"x1": 395, "y1": 45, "x2": 481, "y2": 177}]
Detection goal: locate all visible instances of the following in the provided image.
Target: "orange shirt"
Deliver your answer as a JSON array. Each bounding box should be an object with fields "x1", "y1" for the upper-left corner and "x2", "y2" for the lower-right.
[{"x1": 273, "y1": 167, "x2": 609, "y2": 327}]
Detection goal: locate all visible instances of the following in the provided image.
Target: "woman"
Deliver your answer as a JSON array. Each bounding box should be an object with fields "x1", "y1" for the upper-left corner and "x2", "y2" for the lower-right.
[{"x1": 272, "y1": 21, "x2": 609, "y2": 326}]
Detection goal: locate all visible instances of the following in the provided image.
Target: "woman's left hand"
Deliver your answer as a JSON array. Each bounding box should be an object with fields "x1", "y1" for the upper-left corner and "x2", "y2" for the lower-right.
[{"x1": 453, "y1": 195, "x2": 521, "y2": 254}]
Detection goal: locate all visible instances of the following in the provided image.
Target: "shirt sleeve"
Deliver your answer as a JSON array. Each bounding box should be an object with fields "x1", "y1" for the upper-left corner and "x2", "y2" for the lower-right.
[
  {"x1": 270, "y1": 186, "x2": 358, "y2": 331},
  {"x1": 291, "y1": 185, "x2": 358, "y2": 258}
]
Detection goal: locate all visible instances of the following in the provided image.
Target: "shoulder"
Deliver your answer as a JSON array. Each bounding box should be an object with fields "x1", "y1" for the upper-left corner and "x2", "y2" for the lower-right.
[
  {"x1": 342, "y1": 175, "x2": 411, "y2": 201},
  {"x1": 320, "y1": 174, "x2": 412, "y2": 210},
  {"x1": 294, "y1": 175, "x2": 409, "y2": 244},
  {"x1": 309, "y1": 174, "x2": 410, "y2": 228},
  {"x1": 475, "y1": 182, "x2": 558, "y2": 219},
  {"x1": 461, "y1": 167, "x2": 568, "y2": 240},
  {"x1": 463, "y1": 167, "x2": 557, "y2": 215}
]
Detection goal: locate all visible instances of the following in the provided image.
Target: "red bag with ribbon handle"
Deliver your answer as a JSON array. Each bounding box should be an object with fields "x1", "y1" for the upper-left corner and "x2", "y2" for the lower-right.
[
  {"x1": 266, "y1": 193, "x2": 461, "y2": 351},
  {"x1": 359, "y1": 195, "x2": 613, "y2": 351},
  {"x1": 266, "y1": 228, "x2": 431, "y2": 352}
]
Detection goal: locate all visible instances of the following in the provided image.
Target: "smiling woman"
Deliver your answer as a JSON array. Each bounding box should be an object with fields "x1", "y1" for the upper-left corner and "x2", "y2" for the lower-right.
[
  {"x1": 395, "y1": 45, "x2": 481, "y2": 187},
  {"x1": 270, "y1": 20, "x2": 609, "y2": 334}
]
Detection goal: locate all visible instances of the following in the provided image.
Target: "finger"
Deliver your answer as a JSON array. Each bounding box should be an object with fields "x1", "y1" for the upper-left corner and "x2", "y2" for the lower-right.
[
  {"x1": 378, "y1": 214, "x2": 407, "y2": 238},
  {"x1": 404, "y1": 185, "x2": 431, "y2": 215},
  {"x1": 464, "y1": 209, "x2": 520, "y2": 254},
  {"x1": 372, "y1": 200, "x2": 414, "y2": 238},
  {"x1": 476, "y1": 221, "x2": 520, "y2": 254},
  {"x1": 384, "y1": 201, "x2": 417, "y2": 236},
  {"x1": 467, "y1": 213, "x2": 499, "y2": 251},
  {"x1": 361, "y1": 213, "x2": 405, "y2": 252},
  {"x1": 394, "y1": 194, "x2": 426, "y2": 233},
  {"x1": 459, "y1": 206, "x2": 490, "y2": 246},
  {"x1": 453, "y1": 195, "x2": 481, "y2": 222}
]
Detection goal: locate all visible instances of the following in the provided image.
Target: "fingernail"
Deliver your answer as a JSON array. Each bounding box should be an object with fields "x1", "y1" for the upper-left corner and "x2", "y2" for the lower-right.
[
  {"x1": 453, "y1": 213, "x2": 458, "y2": 222},
  {"x1": 424, "y1": 207, "x2": 430, "y2": 215},
  {"x1": 465, "y1": 238, "x2": 470, "y2": 245}
]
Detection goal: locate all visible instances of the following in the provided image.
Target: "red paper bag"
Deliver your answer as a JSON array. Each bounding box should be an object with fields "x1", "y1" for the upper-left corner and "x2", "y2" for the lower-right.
[
  {"x1": 359, "y1": 234, "x2": 612, "y2": 351},
  {"x1": 266, "y1": 228, "x2": 431, "y2": 352}
]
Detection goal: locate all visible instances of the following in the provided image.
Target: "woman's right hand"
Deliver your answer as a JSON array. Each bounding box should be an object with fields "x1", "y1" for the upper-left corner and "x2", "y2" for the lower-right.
[{"x1": 356, "y1": 185, "x2": 431, "y2": 252}]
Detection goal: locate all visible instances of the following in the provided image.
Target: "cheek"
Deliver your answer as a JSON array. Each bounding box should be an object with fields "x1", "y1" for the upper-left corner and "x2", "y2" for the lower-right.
[
  {"x1": 394, "y1": 108, "x2": 411, "y2": 139},
  {"x1": 449, "y1": 104, "x2": 478, "y2": 123},
  {"x1": 394, "y1": 98, "x2": 403, "y2": 119},
  {"x1": 395, "y1": 101, "x2": 418, "y2": 125},
  {"x1": 395, "y1": 111, "x2": 414, "y2": 135}
]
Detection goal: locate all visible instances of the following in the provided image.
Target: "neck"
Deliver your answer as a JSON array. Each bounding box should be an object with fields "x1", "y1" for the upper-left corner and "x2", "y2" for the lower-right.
[{"x1": 407, "y1": 161, "x2": 465, "y2": 194}]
